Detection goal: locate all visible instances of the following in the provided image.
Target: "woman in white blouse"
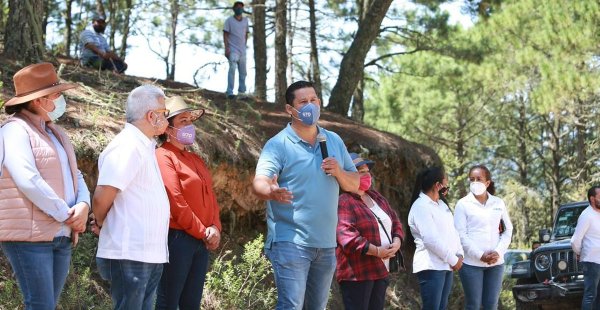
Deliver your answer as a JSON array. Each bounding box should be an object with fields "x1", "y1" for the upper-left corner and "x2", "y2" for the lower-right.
[
  {"x1": 408, "y1": 167, "x2": 464, "y2": 310},
  {"x1": 454, "y1": 165, "x2": 513, "y2": 310}
]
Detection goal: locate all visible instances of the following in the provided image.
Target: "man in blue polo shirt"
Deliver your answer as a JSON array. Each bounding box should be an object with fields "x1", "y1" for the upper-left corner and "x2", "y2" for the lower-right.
[{"x1": 253, "y1": 81, "x2": 359, "y2": 310}]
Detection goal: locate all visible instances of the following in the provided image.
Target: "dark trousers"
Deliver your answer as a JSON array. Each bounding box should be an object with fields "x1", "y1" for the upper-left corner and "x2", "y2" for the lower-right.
[
  {"x1": 84, "y1": 56, "x2": 127, "y2": 73},
  {"x1": 339, "y1": 278, "x2": 389, "y2": 310},
  {"x1": 155, "y1": 229, "x2": 210, "y2": 310}
]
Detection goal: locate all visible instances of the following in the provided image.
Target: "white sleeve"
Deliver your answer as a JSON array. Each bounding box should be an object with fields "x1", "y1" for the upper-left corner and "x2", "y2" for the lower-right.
[
  {"x1": 454, "y1": 201, "x2": 485, "y2": 260},
  {"x1": 494, "y1": 199, "x2": 513, "y2": 255},
  {"x1": 75, "y1": 169, "x2": 91, "y2": 207},
  {"x1": 571, "y1": 210, "x2": 589, "y2": 255},
  {"x1": 415, "y1": 205, "x2": 459, "y2": 266},
  {"x1": 1, "y1": 122, "x2": 70, "y2": 222}
]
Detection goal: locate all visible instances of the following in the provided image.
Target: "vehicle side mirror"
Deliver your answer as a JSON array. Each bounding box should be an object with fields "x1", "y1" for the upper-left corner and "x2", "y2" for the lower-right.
[{"x1": 539, "y1": 228, "x2": 551, "y2": 242}]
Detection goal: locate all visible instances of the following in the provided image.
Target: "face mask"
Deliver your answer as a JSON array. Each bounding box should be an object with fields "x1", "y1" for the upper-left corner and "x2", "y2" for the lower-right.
[
  {"x1": 44, "y1": 95, "x2": 66, "y2": 121},
  {"x1": 93, "y1": 25, "x2": 106, "y2": 33},
  {"x1": 234, "y1": 8, "x2": 244, "y2": 16},
  {"x1": 438, "y1": 186, "x2": 449, "y2": 199},
  {"x1": 292, "y1": 103, "x2": 320, "y2": 126},
  {"x1": 470, "y1": 181, "x2": 487, "y2": 196},
  {"x1": 359, "y1": 174, "x2": 372, "y2": 191},
  {"x1": 170, "y1": 124, "x2": 196, "y2": 145}
]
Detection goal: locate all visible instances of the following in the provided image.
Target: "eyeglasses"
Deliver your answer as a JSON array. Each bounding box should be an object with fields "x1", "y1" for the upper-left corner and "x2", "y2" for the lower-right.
[{"x1": 152, "y1": 109, "x2": 170, "y2": 118}]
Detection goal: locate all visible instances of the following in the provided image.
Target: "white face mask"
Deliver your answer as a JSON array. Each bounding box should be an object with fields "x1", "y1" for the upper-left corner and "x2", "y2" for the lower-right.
[
  {"x1": 45, "y1": 95, "x2": 67, "y2": 121},
  {"x1": 470, "y1": 181, "x2": 487, "y2": 196}
]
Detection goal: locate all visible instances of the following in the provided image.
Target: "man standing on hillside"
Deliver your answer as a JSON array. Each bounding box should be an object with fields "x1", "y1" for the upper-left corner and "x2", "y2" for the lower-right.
[
  {"x1": 253, "y1": 81, "x2": 359, "y2": 309},
  {"x1": 571, "y1": 185, "x2": 600, "y2": 310},
  {"x1": 92, "y1": 85, "x2": 170, "y2": 309},
  {"x1": 223, "y1": 1, "x2": 250, "y2": 99},
  {"x1": 79, "y1": 13, "x2": 128, "y2": 73}
]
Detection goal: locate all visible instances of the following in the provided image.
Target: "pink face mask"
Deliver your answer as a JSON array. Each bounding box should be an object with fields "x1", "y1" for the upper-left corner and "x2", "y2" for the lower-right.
[
  {"x1": 359, "y1": 173, "x2": 372, "y2": 191},
  {"x1": 170, "y1": 124, "x2": 196, "y2": 145}
]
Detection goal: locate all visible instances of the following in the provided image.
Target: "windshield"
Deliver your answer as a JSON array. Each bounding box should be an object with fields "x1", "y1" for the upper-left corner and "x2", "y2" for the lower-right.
[{"x1": 553, "y1": 206, "x2": 587, "y2": 238}]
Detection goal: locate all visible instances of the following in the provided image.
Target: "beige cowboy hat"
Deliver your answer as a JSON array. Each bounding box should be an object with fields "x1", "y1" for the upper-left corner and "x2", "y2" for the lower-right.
[
  {"x1": 5, "y1": 63, "x2": 78, "y2": 107},
  {"x1": 165, "y1": 96, "x2": 205, "y2": 120}
]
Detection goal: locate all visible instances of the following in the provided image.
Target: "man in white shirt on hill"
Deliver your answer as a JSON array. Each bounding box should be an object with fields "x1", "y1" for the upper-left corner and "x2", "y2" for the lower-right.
[
  {"x1": 92, "y1": 85, "x2": 170, "y2": 310},
  {"x1": 571, "y1": 185, "x2": 600, "y2": 310}
]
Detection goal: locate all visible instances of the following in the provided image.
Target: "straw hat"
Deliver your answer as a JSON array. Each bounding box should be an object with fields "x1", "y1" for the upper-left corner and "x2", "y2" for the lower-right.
[
  {"x1": 165, "y1": 96, "x2": 205, "y2": 120},
  {"x1": 5, "y1": 63, "x2": 78, "y2": 107}
]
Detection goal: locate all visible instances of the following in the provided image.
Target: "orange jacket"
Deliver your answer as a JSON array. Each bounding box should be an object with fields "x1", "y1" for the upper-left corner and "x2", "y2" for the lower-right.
[{"x1": 156, "y1": 142, "x2": 222, "y2": 240}]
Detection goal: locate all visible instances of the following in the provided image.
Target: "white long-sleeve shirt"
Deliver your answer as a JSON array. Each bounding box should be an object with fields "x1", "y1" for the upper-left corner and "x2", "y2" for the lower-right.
[
  {"x1": 408, "y1": 192, "x2": 464, "y2": 273},
  {"x1": 571, "y1": 206, "x2": 600, "y2": 264},
  {"x1": 1, "y1": 121, "x2": 90, "y2": 237},
  {"x1": 454, "y1": 193, "x2": 513, "y2": 267}
]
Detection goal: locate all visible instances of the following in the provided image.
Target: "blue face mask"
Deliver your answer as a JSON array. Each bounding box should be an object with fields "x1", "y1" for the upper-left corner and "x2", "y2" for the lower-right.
[
  {"x1": 234, "y1": 8, "x2": 244, "y2": 16},
  {"x1": 292, "y1": 103, "x2": 320, "y2": 126}
]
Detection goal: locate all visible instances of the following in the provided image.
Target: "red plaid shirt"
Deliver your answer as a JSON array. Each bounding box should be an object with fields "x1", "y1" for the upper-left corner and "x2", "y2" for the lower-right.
[{"x1": 336, "y1": 190, "x2": 404, "y2": 281}]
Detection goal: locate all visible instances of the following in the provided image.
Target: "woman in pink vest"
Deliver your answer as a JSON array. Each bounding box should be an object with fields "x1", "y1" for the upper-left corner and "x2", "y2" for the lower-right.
[{"x1": 0, "y1": 63, "x2": 91, "y2": 309}]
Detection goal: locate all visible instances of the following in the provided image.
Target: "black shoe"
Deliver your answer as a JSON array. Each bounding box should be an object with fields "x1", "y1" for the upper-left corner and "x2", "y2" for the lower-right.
[{"x1": 227, "y1": 94, "x2": 236, "y2": 99}]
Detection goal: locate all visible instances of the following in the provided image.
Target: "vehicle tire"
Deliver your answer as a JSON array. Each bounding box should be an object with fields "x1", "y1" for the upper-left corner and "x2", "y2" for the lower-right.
[{"x1": 515, "y1": 300, "x2": 541, "y2": 310}]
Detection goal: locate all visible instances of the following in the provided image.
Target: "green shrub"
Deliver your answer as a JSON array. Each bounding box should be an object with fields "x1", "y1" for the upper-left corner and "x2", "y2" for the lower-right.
[{"x1": 203, "y1": 234, "x2": 276, "y2": 310}]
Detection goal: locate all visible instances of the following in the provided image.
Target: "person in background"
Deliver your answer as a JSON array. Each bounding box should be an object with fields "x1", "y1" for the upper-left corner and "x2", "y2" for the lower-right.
[
  {"x1": 336, "y1": 153, "x2": 404, "y2": 310},
  {"x1": 408, "y1": 167, "x2": 463, "y2": 310},
  {"x1": 79, "y1": 12, "x2": 127, "y2": 73},
  {"x1": 252, "y1": 81, "x2": 359, "y2": 309},
  {"x1": 0, "y1": 62, "x2": 90, "y2": 309},
  {"x1": 154, "y1": 96, "x2": 222, "y2": 309},
  {"x1": 223, "y1": 1, "x2": 250, "y2": 99},
  {"x1": 92, "y1": 85, "x2": 169, "y2": 310},
  {"x1": 571, "y1": 185, "x2": 600, "y2": 310},
  {"x1": 454, "y1": 165, "x2": 513, "y2": 310}
]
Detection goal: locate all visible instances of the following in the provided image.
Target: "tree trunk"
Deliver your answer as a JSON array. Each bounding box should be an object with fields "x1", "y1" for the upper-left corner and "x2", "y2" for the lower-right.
[
  {"x1": 454, "y1": 99, "x2": 468, "y2": 197},
  {"x1": 350, "y1": 0, "x2": 370, "y2": 122},
  {"x1": 351, "y1": 74, "x2": 364, "y2": 122},
  {"x1": 95, "y1": 0, "x2": 105, "y2": 19},
  {"x1": 327, "y1": 0, "x2": 393, "y2": 115},
  {"x1": 575, "y1": 98, "x2": 587, "y2": 183},
  {"x1": 0, "y1": 0, "x2": 5, "y2": 38},
  {"x1": 251, "y1": 0, "x2": 267, "y2": 100},
  {"x1": 64, "y1": 0, "x2": 73, "y2": 57},
  {"x1": 548, "y1": 113, "x2": 561, "y2": 223},
  {"x1": 517, "y1": 96, "x2": 529, "y2": 186},
  {"x1": 107, "y1": 0, "x2": 117, "y2": 51},
  {"x1": 42, "y1": 0, "x2": 50, "y2": 42},
  {"x1": 286, "y1": 0, "x2": 298, "y2": 85},
  {"x1": 308, "y1": 0, "x2": 322, "y2": 99},
  {"x1": 274, "y1": 0, "x2": 287, "y2": 105},
  {"x1": 3, "y1": 0, "x2": 45, "y2": 62},
  {"x1": 118, "y1": 0, "x2": 133, "y2": 58},
  {"x1": 167, "y1": 0, "x2": 179, "y2": 81}
]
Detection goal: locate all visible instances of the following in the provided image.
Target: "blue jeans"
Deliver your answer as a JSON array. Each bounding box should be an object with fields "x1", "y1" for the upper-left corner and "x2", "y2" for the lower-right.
[
  {"x1": 582, "y1": 262, "x2": 600, "y2": 310},
  {"x1": 96, "y1": 258, "x2": 163, "y2": 310},
  {"x1": 459, "y1": 264, "x2": 504, "y2": 310},
  {"x1": 155, "y1": 229, "x2": 210, "y2": 310},
  {"x1": 265, "y1": 241, "x2": 336, "y2": 310},
  {"x1": 416, "y1": 270, "x2": 454, "y2": 310},
  {"x1": 226, "y1": 52, "x2": 247, "y2": 96},
  {"x1": 339, "y1": 278, "x2": 389, "y2": 310},
  {"x1": 1, "y1": 237, "x2": 72, "y2": 310}
]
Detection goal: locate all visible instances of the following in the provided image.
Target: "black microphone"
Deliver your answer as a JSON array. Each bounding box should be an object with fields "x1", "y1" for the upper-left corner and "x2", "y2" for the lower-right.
[{"x1": 317, "y1": 133, "x2": 328, "y2": 159}]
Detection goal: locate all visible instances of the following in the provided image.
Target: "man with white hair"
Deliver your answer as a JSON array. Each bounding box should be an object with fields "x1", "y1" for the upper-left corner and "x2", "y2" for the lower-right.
[{"x1": 92, "y1": 84, "x2": 170, "y2": 309}]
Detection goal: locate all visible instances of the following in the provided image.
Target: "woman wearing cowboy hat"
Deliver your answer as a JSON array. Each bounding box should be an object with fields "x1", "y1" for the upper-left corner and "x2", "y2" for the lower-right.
[
  {"x1": 336, "y1": 153, "x2": 404, "y2": 310},
  {"x1": 0, "y1": 63, "x2": 91, "y2": 308},
  {"x1": 154, "y1": 96, "x2": 222, "y2": 310}
]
